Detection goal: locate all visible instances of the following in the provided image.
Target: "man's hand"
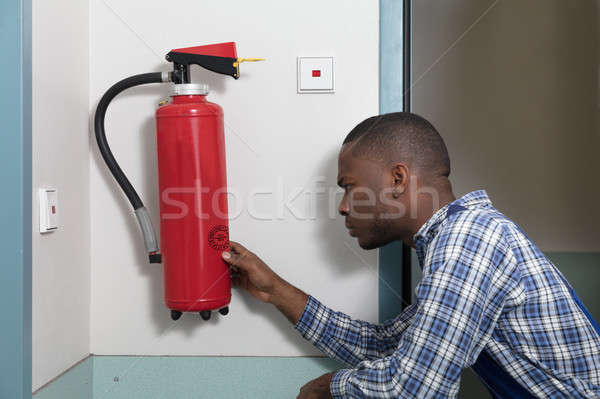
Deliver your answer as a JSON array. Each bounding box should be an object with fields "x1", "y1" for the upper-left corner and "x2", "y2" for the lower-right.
[
  {"x1": 222, "y1": 241, "x2": 309, "y2": 324},
  {"x1": 297, "y1": 372, "x2": 335, "y2": 399},
  {"x1": 222, "y1": 241, "x2": 284, "y2": 303}
]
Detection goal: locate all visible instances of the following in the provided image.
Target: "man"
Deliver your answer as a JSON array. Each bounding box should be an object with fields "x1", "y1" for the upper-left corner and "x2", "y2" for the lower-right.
[{"x1": 221, "y1": 113, "x2": 600, "y2": 398}]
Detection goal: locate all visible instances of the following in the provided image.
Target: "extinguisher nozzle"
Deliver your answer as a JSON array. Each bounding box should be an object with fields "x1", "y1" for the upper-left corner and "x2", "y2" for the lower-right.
[
  {"x1": 149, "y1": 253, "x2": 162, "y2": 264},
  {"x1": 134, "y1": 206, "x2": 160, "y2": 259}
]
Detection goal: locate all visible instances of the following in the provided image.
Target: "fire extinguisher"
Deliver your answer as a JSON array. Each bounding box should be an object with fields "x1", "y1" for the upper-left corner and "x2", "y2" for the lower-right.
[{"x1": 94, "y1": 42, "x2": 262, "y2": 321}]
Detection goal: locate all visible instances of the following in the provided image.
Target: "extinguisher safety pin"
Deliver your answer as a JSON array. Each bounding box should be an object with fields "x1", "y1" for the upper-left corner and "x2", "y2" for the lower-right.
[{"x1": 232, "y1": 58, "x2": 265, "y2": 67}]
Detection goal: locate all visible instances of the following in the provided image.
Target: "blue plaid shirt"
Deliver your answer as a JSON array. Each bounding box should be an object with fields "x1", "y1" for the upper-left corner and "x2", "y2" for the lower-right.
[{"x1": 295, "y1": 190, "x2": 600, "y2": 398}]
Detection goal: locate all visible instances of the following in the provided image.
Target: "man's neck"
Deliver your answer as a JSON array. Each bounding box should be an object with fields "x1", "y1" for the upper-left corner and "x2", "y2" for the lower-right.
[{"x1": 405, "y1": 188, "x2": 456, "y2": 248}]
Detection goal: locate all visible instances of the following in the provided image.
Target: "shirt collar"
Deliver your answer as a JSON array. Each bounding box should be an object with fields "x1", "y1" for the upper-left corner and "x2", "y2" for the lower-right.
[{"x1": 413, "y1": 189, "x2": 492, "y2": 267}]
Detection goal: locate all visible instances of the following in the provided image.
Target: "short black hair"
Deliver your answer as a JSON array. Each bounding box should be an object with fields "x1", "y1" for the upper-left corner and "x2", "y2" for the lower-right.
[{"x1": 343, "y1": 112, "x2": 450, "y2": 178}]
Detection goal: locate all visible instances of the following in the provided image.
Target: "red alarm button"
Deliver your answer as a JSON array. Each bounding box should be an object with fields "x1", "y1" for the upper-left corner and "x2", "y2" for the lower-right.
[{"x1": 312, "y1": 70, "x2": 321, "y2": 77}]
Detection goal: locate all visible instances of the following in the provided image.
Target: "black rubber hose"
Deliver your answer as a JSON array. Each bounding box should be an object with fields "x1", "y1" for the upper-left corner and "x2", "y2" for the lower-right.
[{"x1": 94, "y1": 72, "x2": 164, "y2": 210}]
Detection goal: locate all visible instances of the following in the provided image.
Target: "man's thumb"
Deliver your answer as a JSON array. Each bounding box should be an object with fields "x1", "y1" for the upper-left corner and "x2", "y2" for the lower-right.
[{"x1": 222, "y1": 251, "x2": 247, "y2": 269}]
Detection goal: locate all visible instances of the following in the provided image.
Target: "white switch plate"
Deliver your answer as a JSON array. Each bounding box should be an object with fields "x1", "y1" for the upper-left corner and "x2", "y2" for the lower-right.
[
  {"x1": 39, "y1": 188, "x2": 59, "y2": 233},
  {"x1": 297, "y1": 56, "x2": 335, "y2": 93}
]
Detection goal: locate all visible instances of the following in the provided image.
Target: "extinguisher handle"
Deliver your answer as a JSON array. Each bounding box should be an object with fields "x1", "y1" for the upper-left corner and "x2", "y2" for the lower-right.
[
  {"x1": 166, "y1": 51, "x2": 240, "y2": 80},
  {"x1": 165, "y1": 45, "x2": 264, "y2": 82}
]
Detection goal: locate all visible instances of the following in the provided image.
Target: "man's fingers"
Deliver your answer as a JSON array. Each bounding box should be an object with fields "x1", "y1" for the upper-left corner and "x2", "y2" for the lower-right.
[
  {"x1": 230, "y1": 266, "x2": 249, "y2": 289},
  {"x1": 296, "y1": 385, "x2": 308, "y2": 399},
  {"x1": 222, "y1": 241, "x2": 253, "y2": 270},
  {"x1": 228, "y1": 241, "x2": 248, "y2": 255},
  {"x1": 222, "y1": 250, "x2": 248, "y2": 269}
]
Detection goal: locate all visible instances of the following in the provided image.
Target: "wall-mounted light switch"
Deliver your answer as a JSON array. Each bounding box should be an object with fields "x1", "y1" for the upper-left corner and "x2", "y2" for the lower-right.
[
  {"x1": 39, "y1": 188, "x2": 59, "y2": 233},
  {"x1": 297, "y1": 57, "x2": 335, "y2": 93}
]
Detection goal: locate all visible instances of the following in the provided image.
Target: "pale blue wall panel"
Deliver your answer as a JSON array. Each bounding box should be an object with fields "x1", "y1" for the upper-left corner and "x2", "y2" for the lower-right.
[
  {"x1": 378, "y1": 0, "x2": 406, "y2": 323},
  {"x1": 0, "y1": 0, "x2": 32, "y2": 397}
]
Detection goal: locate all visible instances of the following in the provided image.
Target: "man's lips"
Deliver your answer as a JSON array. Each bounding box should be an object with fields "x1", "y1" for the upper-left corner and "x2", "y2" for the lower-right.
[{"x1": 346, "y1": 222, "x2": 357, "y2": 236}]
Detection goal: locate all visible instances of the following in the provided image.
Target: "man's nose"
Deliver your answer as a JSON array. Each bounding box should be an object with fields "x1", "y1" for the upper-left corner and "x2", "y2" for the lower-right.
[{"x1": 338, "y1": 194, "x2": 349, "y2": 216}]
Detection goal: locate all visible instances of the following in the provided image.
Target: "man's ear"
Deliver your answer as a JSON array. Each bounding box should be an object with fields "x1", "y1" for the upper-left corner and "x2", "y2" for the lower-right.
[{"x1": 391, "y1": 163, "x2": 409, "y2": 196}]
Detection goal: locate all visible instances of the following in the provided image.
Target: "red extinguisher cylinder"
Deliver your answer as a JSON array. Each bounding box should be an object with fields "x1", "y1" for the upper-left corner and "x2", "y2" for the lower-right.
[{"x1": 155, "y1": 90, "x2": 231, "y2": 313}]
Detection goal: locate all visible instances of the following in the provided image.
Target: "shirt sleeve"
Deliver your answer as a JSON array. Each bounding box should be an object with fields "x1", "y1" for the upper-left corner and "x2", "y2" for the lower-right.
[
  {"x1": 295, "y1": 295, "x2": 419, "y2": 367},
  {"x1": 329, "y1": 218, "x2": 523, "y2": 398}
]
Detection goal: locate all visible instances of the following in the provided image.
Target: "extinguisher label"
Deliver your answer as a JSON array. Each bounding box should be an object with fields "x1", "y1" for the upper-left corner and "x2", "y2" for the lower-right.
[{"x1": 208, "y1": 225, "x2": 229, "y2": 251}]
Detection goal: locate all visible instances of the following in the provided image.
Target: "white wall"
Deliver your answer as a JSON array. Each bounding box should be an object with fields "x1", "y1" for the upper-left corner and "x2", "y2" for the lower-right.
[
  {"x1": 32, "y1": 0, "x2": 90, "y2": 391},
  {"x1": 413, "y1": 0, "x2": 600, "y2": 252},
  {"x1": 89, "y1": 0, "x2": 379, "y2": 355}
]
